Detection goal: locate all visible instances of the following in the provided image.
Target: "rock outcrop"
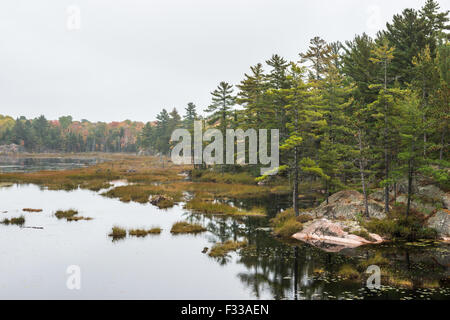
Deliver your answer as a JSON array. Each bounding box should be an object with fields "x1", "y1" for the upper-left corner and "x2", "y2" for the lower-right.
[
  {"x1": 292, "y1": 218, "x2": 383, "y2": 252},
  {"x1": 303, "y1": 190, "x2": 386, "y2": 220},
  {"x1": 426, "y1": 209, "x2": 450, "y2": 240}
]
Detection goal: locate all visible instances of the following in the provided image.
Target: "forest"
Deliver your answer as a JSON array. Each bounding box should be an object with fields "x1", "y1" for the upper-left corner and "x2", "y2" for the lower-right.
[{"x1": 0, "y1": 0, "x2": 448, "y2": 217}]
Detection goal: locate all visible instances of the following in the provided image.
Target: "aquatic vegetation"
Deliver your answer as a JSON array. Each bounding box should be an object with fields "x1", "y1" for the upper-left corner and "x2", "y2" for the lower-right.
[
  {"x1": 359, "y1": 252, "x2": 390, "y2": 269},
  {"x1": 193, "y1": 170, "x2": 257, "y2": 185},
  {"x1": 80, "y1": 180, "x2": 112, "y2": 191},
  {"x1": 0, "y1": 182, "x2": 13, "y2": 188},
  {"x1": 55, "y1": 210, "x2": 78, "y2": 219},
  {"x1": 0, "y1": 156, "x2": 189, "y2": 191},
  {"x1": 338, "y1": 264, "x2": 360, "y2": 279},
  {"x1": 1, "y1": 216, "x2": 25, "y2": 226},
  {"x1": 129, "y1": 227, "x2": 162, "y2": 237},
  {"x1": 54, "y1": 210, "x2": 92, "y2": 222},
  {"x1": 270, "y1": 208, "x2": 303, "y2": 238},
  {"x1": 170, "y1": 221, "x2": 207, "y2": 234},
  {"x1": 103, "y1": 184, "x2": 183, "y2": 205},
  {"x1": 208, "y1": 240, "x2": 248, "y2": 257},
  {"x1": 22, "y1": 208, "x2": 43, "y2": 212},
  {"x1": 109, "y1": 226, "x2": 127, "y2": 239},
  {"x1": 185, "y1": 198, "x2": 266, "y2": 217},
  {"x1": 66, "y1": 216, "x2": 93, "y2": 222},
  {"x1": 350, "y1": 230, "x2": 377, "y2": 242}
]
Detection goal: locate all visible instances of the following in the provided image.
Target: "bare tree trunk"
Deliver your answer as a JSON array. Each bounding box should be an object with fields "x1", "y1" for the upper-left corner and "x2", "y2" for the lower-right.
[
  {"x1": 293, "y1": 147, "x2": 299, "y2": 217},
  {"x1": 358, "y1": 129, "x2": 369, "y2": 217},
  {"x1": 406, "y1": 140, "x2": 415, "y2": 217}
]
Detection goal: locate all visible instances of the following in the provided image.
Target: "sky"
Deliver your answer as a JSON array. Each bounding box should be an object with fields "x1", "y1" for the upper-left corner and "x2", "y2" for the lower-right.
[{"x1": 0, "y1": 0, "x2": 448, "y2": 123}]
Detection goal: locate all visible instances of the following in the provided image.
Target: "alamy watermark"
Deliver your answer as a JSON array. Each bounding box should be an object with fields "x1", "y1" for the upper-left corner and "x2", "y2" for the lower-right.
[
  {"x1": 366, "y1": 265, "x2": 381, "y2": 289},
  {"x1": 66, "y1": 265, "x2": 81, "y2": 290},
  {"x1": 171, "y1": 121, "x2": 279, "y2": 175}
]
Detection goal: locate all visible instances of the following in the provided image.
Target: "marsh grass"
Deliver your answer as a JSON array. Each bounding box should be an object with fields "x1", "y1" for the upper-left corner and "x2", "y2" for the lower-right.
[
  {"x1": 55, "y1": 210, "x2": 78, "y2": 219},
  {"x1": 22, "y1": 208, "x2": 43, "y2": 212},
  {"x1": 66, "y1": 216, "x2": 93, "y2": 222},
  {"x1": 185, "y1": 198, "x2": 266, "y2": 217},
  {"x1": 170, "y1": 221, "x2": 206, "y2": 234},
  {"x1": 109, "y1": 226, "x2": 127, "y2": 239},
  {"x1": 129, "y1": 227, "x2": 162, "y2": 237},
  {"x1": 338, "y1": 264, "x2": 360, "y2": 280},
  {"x1": 54, "y1": 210, "x2": 92, "y2": 222},
  {"x1": 1, "y1": 216, "x2": 25, "y2": 226},
  {"x1": 208, "y1": 240, "x2": 248, "y2": 257},
  {"x1": 103, "y1": 184, "x2": 183, "y2": 205},
  {"x1": 193, "y1": 170, "x2": 257, "y2": 185},
  {"x1": 359, "y1": 252, "x2": 390, "y2": 269},
  {"x1": 0, "y1": 156, "x2": 190, "y2": 191},
  {"x1": 350, "y1": 230, "x2": 377, "y2": 242},
  {"x1": 270, "y1": 208, "x2": 303, "y2": 238}
]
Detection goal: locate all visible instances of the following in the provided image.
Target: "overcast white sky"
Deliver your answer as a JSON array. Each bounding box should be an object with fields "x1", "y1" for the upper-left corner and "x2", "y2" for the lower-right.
[{"x1": 0, "y1": 0, "x2": 448, "y2": 122}]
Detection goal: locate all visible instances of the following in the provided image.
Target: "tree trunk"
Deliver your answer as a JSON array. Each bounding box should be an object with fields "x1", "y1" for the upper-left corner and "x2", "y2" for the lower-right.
[
  {"x1": 384, "y1": 59, "x2": 390, "y2": 214},
  {"x1": 358, "y1": 129, "x2": 369, "y2": 217},
  {"x1": 406, "y1": 140, "x2": 415, "y2": 217},
  {"x1": 293, "y1": 147, "x2": 299, "y2": 216}
]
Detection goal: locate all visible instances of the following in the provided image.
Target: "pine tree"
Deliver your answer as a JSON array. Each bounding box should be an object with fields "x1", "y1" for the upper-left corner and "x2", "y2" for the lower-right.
[{"x1": 205, "y1": 82, "x2": 235, "y2": 134}]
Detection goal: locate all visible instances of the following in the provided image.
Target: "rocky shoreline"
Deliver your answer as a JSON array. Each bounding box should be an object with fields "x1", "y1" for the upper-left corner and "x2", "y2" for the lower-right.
[{"x1": 291, "y1": 186, "x2": 450, "y2": 251}]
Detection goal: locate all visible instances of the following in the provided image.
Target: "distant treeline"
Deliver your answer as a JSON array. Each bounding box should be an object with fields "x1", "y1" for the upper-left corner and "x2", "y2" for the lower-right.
[{"x1": 0, "y1": 115, "x2": 145, "y2": 153}]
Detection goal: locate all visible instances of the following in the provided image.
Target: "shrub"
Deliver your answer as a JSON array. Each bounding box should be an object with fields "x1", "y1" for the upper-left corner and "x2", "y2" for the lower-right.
[{"x1": 270, "y1": 208, "x2": 303, "y2": 238}]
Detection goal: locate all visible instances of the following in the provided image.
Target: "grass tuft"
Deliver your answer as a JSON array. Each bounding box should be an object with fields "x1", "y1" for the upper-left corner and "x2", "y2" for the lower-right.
[
  {"x1": 129, "y1": 227, "x2": 162, "y2": 237},
  {"x1": 109, "y1": 226, "x2": 127, "y2": 239},
  {"x1": 170, "y1": 221, "x2": 206, "y2": 234},
  {"x1": 208, "y1": 240, "x2": 248, "y2": 257},
  {"x1": 1, "y1": 216, "x2": 25, "y2": 226}
]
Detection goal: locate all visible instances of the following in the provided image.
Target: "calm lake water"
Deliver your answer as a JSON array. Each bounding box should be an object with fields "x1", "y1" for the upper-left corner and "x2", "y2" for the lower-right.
[
  {"x1": 0, "y1": 157, "x2": 103, "y2": 173},
  {"x1": 0, "y1": 160, "x2": 449, "y2": 300}
]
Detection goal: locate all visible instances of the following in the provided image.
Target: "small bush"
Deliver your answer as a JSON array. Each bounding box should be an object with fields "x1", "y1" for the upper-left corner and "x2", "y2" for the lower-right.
[
  {"x1": 363, "y1": 204, "x2": 438, "y2": 241},
  {"x1": 270, "y1": 208, "x2": 303, "y2": 238}
]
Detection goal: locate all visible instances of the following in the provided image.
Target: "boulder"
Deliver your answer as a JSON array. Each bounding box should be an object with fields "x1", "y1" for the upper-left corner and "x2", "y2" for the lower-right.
[
  {"x1": 426, "y1": 209, "x2": 450, "y2": 239},
  {"x1": 149, "y1": 194, "x2": 173, "y2": 206},
  {"x1": 304, "y1": 190, "x2": 386, "y2": 220},
  {"x1": 292, "y1": 218, "x2": 383, "y2": 252},
  {"x1": 396, "y1": 195, "x2": 437, "y2": 215}
]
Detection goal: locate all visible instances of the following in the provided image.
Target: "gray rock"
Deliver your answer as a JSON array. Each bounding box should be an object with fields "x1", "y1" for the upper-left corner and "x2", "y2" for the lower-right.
[
  {"x1": 426, "y1": 209, "x2": 450, "y2": 239},
  {"x1": 305, "y1": 190, "x2": 386, "y2": 220},
  {"x1": 396, "y1": 195, "x2": 438, "y2": 215}
]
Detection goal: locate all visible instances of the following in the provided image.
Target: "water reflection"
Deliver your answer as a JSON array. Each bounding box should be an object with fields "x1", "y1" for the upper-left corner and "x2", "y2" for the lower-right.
[
  {"x1": 0, "y1": 182, "x2": 448, "y2": 299},
  {"x1": 0, "y1": 157, "x2": 103, "y2": 172}
]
